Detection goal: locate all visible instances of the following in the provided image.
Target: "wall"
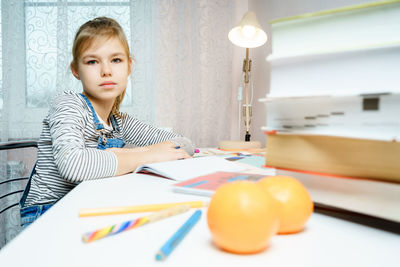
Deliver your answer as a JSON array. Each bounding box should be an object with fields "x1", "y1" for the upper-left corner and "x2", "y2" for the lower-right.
[{"x1": 246, "y1": 0, "x2": 379, "y2": 146}]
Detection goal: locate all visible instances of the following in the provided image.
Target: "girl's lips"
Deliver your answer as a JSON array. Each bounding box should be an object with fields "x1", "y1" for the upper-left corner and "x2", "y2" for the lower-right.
[
  {"x1": 100, "y1": 81, "x2": 116, "y2": 86},
  {"x1": 100, "y1": 82, "x2": 116, "y2": 89}
]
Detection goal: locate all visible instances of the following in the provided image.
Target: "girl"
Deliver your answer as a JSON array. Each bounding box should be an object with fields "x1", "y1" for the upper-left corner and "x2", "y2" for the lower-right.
[{"x1": 19, "y1": 17, "x2": 194, "y2": 228}]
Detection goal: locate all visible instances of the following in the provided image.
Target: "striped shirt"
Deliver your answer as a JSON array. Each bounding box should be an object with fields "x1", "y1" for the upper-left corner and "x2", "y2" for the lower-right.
[{"x1": 24, "y1": 91, "x2": 191, "y2": 207}]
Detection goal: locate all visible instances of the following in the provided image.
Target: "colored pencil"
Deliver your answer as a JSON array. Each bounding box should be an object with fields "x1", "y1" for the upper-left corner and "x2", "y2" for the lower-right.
[
  {"x1": 155, "y1": 210, "x2": 202, "y2": 261},
  {"x1": 79, "y1": 200, "x2": 208, "y2": 217},
  {"x1": 82, "y1": 205, "x2": 190, "y2": 243}
]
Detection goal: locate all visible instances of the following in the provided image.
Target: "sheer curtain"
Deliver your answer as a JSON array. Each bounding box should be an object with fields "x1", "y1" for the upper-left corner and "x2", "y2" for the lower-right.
[{"x1": 0, "y1": 0, "x2": 236, "y2": 248}]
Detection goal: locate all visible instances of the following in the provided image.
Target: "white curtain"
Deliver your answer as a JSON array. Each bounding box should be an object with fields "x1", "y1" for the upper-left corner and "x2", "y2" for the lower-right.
[{"x1": 0, "y1": 0, "x2": 236, "y2": 248}]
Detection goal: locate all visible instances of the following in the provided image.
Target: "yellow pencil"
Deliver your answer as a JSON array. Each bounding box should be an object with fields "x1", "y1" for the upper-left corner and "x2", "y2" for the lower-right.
[{"x1": 79, "y1": 201, "x2": 209, "y2": 217}]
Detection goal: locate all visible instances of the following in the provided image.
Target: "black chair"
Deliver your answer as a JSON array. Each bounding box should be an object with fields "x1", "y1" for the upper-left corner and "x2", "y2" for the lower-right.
[
  {"x1": 0, "y1": 140, "x2": 37, "y2": 247},
  {"x1": 0, "y1": 140, "x2": 37, "y2": 214}
]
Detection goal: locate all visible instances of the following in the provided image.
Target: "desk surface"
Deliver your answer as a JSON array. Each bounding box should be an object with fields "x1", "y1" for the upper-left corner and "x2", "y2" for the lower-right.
[{"x1": 0, "y1": 173, "x2": 399, "y2": 267}]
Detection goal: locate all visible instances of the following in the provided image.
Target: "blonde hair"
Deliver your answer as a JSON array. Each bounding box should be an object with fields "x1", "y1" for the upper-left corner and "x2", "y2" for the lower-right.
[{"x1": 71, "y1": 17, "x2": 131, "y2": 118}]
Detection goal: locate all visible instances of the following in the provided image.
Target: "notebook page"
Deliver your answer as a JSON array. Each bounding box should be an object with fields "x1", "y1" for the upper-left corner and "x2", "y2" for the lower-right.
[{"x1": 136, "y1": 156, "x2": 247, "y2": 181}]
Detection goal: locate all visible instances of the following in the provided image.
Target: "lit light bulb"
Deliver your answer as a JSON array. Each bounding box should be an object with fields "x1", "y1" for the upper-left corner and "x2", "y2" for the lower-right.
[{"x1": 241, "y1": 25, "x2": 256, "y2": 39}]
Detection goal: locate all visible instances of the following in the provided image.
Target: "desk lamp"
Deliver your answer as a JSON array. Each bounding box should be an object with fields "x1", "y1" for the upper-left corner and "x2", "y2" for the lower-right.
[{"x1": 219, "y1": 11, "x2": 267, "y2": 150}]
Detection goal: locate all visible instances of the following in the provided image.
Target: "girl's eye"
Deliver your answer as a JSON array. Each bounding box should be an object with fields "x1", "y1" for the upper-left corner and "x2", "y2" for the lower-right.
[
  {"x1": 87, "y1": 60, "x2": 97, "y2": 65},
  {"x1": 112, "y1": 58, "x2": 122, "y2": 63}
]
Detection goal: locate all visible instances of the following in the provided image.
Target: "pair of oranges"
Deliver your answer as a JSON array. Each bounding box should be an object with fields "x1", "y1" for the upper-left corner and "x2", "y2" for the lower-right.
[{"x1": 207, "y1": 176, "x2": 314, "y2": 254}]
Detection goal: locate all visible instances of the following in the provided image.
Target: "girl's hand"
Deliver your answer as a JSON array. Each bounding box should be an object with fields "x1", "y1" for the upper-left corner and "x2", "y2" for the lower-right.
[{"x1": 146, "y1": 141, "x2": 191, "y2": 162}]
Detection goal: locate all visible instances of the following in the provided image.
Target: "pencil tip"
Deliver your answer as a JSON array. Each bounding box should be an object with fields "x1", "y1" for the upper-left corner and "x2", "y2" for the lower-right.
[{"x1": 155, "y1": 253, "x2": 164, "y2": 261}]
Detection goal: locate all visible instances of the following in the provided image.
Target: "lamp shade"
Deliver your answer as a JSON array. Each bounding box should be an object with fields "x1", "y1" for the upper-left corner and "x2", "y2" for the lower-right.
[{"x1": 228, "y1": 11, "x2": 267, "y2": 48}]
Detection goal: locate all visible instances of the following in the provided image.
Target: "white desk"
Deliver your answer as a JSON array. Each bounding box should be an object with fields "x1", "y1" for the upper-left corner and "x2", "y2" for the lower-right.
[{"x1": 0, "y1": 173, "x2": 398, "y2": 266}]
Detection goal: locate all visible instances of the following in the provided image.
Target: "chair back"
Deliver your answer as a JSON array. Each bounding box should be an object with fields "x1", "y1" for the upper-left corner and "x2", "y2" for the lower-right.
[{"x1": 0, "y1": 140, "x2": 38, "y2": 248}]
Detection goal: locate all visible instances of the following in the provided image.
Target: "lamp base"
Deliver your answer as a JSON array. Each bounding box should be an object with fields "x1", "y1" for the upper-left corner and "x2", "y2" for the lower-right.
[{"x1": 219, "y1": 140, "x2": 262, "y2": 151}]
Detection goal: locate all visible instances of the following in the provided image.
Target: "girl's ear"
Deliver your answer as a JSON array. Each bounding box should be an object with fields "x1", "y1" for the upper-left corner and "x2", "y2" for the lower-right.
[
  {"x1": 128, "y1": 57, "x2": 133, "y2": 75},
  {"x1": 70, "y1": 63, "x2": 80, "y2": 80}
]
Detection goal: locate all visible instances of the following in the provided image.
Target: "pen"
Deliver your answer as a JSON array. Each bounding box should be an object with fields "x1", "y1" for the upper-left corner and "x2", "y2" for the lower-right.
[
  {"x1": 155, "y1": 209, "x2": 202, "y2": 261},
  {"x1": 177, "y1": 145, "x2": 200, "y2": 156}
]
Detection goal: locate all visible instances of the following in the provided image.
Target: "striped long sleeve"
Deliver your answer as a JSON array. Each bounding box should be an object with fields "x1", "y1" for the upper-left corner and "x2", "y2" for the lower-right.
[{"x1": 24, "y1": 91, "x2": 193, "y2": 207}]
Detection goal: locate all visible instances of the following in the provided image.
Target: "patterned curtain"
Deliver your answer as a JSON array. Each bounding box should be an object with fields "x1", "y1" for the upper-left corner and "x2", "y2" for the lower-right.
[{"x1": 0, "y1": 0, "x2": 235, "y2": 248}]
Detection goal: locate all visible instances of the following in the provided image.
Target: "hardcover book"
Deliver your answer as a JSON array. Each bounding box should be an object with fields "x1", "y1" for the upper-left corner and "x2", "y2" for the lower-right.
[
  {"x1": 265, "y1": 133, "x2": 400, "y2": 183},
  {"x1": 275, "y1": 168, "x2": 400, "y2": 223}
]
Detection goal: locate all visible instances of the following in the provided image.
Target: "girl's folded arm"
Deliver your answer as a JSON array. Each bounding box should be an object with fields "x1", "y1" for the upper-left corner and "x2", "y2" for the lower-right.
[{"x1": 49, "y1": 98, "x2": 118, "y2": 182}]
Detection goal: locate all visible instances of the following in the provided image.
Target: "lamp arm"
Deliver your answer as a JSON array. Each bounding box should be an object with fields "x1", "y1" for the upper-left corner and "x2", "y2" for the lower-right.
[{"x1": 243, "y1": 48, "x2": 251, "y2": 141}]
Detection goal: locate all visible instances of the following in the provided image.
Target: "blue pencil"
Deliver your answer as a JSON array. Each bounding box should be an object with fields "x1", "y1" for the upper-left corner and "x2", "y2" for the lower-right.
[{"x1": 155, "y1": 210, "x2": 202, "y2": 261}]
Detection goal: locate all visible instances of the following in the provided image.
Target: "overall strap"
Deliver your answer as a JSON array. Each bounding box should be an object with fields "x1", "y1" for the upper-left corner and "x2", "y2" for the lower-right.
[
  {"x1": 110, "y1": 115, "x2": 121, "y2": 132},
  {"x1": 19, "y1": 162, "x2": 37, "y2": 208},
  {"x1": 79, "y1": 93, "x2": 104, "y2": 131}
]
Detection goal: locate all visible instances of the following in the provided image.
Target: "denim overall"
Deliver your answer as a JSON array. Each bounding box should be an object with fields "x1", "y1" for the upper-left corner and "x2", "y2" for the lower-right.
[
  {"x1": 19, "y1": 93, "x2": 125, "y2": 228},
  {"x1": 79, "y1": 93, "x2": 126, "y2": 150}
]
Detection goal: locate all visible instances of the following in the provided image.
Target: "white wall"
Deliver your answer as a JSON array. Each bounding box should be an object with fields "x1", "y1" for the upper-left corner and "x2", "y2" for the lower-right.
[
  {"x1": 246, "y1": 0, "x2": 380, "y2": 146},
  {"x1": 228, "y1": 0, "x2": 249, "y2": 142}
]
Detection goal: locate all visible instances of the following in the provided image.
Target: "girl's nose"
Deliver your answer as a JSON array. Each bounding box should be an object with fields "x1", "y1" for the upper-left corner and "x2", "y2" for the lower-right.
[{"x1": 101, "y1": 63, "x2": 112, "y2": 77}]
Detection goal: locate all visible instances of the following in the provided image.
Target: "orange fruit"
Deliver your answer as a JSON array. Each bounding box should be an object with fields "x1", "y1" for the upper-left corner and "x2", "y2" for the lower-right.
[
  {"x1": 207, "y1": 181, "x2": 279, "y2": 254},
  {"x1": 258, "y1": 176, "x2": 313, "y2": 234}
]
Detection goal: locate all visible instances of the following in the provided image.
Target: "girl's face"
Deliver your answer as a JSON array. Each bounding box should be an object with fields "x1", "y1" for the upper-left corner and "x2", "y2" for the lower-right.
[{"x1": 71, "y1": 36, "x2": 132, "y2": 105}]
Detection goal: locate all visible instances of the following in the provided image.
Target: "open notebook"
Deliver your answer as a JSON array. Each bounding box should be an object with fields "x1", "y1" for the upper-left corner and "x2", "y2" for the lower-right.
[{"x1": 135, "y1": 156, "x2": 248, "y2": 181}]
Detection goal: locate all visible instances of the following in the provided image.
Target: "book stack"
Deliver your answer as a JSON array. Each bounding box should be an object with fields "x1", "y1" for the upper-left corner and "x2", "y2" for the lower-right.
[{"x1": 259, "y1": 1, "x2": 400, "y2": 229}]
